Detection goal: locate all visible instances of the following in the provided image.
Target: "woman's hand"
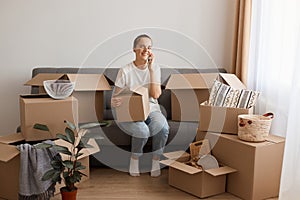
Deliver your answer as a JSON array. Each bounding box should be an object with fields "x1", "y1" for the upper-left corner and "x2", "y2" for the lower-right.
[
  {"x1": 111, "y1": 97, "x2": 122, "y2": 107},
  {"x1": 147, "y1": 52, "x2": 155, "y2": 71}
]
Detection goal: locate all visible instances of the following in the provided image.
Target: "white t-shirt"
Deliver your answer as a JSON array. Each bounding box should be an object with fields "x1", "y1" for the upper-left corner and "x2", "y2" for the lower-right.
[{"x1": 115, "y1": 62, "x2": 161, "y2": 112}]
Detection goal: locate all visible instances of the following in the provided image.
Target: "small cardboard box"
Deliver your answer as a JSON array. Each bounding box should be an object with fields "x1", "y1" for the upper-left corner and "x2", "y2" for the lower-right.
[
  {"x1": 199, "y1": 101, "x2": 252, "y2": 134},
  {"x1": 165, "y1": 73, "x2": 218, "y2": 121},
  {"x1": 161, "y1": 150, "x2": 236, "y2": 198},
  {"x1": 0, "y1": 133, "x2": 100, "y2": 200},
  {"x1": 25, "y1": 73, "x2": 112, "y2": 123},
  {"x1": 201, "y1": 132, "x2": 285, "y2": 200},
  {"x1": 114, "y1": 87, "x2": 150, "y2": 122},
  {"x1": 20, "y1": 95, "x2": 78, "y2": 141}
]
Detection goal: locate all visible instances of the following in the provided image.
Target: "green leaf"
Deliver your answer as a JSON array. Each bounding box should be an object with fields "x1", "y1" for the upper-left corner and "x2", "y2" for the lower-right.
[
  {"x1": 34, "y1": 142, "x2": 53, "y2": 149},
  {"x1": 64, "y1": 120, "x2": 76, "y2": 131},
  {"x1": 75, "y1": 161, "x2": 81, "y2": 167},
  {"x1": 51, "y1": 159, "x2": 63, "y2": 170},
  {"x1": 75, "y1": 165, "x2": 86, "y2": 171},
  {"x1": 79, "y1": 120, "x2": 112, "y2": 129},
  {"x1": 77, "y1": 137, "x2": 94, "y2": 148},
  {"x1": 73, "y1": 171, "x2": 82, "y2": 182},
  {"x1": 33, "y1": 123, "x2": 49, "y2": 131},
  {"x1": 63, "y1": 160, "x2": 74, "y2": 169},
  {"x1": 104, "y1": 120, "x2": 112, "y2": 127},
  {"x1": 63, "y1": 171, "x2": 69, "y2": 179},
  {"x1": 52, "y1": 171, "x2": 62, "y2": 183},
  {"x1": 56, "y1": 133, "x2": 69, "y2": 143},
  {"x1": 65, "y1": 127, "x2": 75, "y2": 144},
  {"x1": 54, "y1": 145, "x2": 72, "y2": 156},
  {"x1": 42, "y1": 169, "x2": 56, "y2": 181}
]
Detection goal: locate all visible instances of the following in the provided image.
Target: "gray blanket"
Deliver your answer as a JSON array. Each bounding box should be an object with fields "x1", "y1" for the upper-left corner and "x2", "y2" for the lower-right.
[{"x1": 17, "y1": 141, "x2": 58, "y2": 200}]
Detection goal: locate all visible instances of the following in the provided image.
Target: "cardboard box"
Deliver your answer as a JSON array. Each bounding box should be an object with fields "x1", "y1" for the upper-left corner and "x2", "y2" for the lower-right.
[
  {"x1": 196, "y1": 129, "x2": 208, "y2": 141},
  {"x1": 161, "y1": 150, "x2": 236, "y2": 198},
  {"x1": 114, "y1": 87, "x2": 150, "y2": 122},
  {"x1": 199, "y1": 101, "x2": 252, "y2": 134},
  {"x1": 197, "y1": 73, "x2": 251, "y2": 134},
  {"x1": 0, "y1": 133, "x2": 99, "y2": 200},
  {"x1": 165, "y1": 73, "x2": 218, "y2": 121},
  {"x1": 25, "y1": 73, "x2": 112, "y2": 123},
  {"x1": 20, "y1": 95, "x2": 78, "y2": 141},
  {"x1": 201, "y1": 132, "x2": 285, "y2": 200}
]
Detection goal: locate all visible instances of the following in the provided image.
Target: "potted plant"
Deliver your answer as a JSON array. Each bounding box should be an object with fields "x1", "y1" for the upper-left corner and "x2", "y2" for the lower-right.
[{"x1": 34, "y1": 120, "x2": 110, "y2": 200}]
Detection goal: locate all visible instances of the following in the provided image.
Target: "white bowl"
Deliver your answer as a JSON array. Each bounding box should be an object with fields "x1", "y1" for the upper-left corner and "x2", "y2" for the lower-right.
[
  {"x1": 43, "y1": 80, "x2": 75, "y2": 100},
  {"x1": 197, "y1": 154, "x2": 219, "y2": 170}
]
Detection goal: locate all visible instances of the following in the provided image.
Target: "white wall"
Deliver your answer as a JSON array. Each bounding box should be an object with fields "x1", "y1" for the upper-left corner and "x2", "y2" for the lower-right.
[{"x1": 0, "y1": 0, "x2": 237, "y2": 135}]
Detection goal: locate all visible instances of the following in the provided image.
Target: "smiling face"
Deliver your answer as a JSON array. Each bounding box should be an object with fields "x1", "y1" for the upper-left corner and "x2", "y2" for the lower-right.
[{"x1": 133, "y1": 37, "x2": 152, "y2": 62}]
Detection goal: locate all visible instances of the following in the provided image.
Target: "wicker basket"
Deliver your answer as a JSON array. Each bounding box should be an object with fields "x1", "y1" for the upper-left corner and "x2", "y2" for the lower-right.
[{"x1": 238, "y1": 113, "x2": 274, "y2": 142}]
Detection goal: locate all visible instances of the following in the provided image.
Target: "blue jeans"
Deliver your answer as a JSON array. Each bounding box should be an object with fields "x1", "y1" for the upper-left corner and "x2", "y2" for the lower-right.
[{"x1": 117, "y1": 111, "x2": 169, "y2": 158}]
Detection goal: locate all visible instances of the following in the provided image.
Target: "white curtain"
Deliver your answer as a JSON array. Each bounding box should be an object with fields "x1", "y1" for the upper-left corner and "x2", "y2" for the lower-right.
[{"x1": 248, "y1": 0, "x2": 300, "y2": 199}]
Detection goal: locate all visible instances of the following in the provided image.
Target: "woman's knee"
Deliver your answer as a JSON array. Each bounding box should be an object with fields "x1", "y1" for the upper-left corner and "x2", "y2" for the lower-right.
[
  {"x1": 134, "y1": 126, "x2": 150, "y2": 138},
  {"x1": 148, "y1": 112, "x2": 169, "y2": 136},
  {"x1": 118, "y1": 121, "x2": 150, "y2": 138}
]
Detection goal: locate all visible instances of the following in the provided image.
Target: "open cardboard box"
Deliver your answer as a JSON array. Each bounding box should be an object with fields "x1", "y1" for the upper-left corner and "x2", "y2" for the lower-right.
[
  {"x1": 198, "y1": 73, "x2": 252, "y2": 134},
  {"x1": 25, "y1": 73, "x2": 111, "y2": 123},
  {"x1": 160, "y1": 141, "x2": 236, "y2": 198},
  {"x1": 165, "y1": 73, "x2": 246, "y2": 122},
  {"x1": 114, "y1": 87, "x2": 150, "y2": 122},
  {"x1": 198, "y1": 131, "x2": 285, "y2": 200},
  {"x1": 165, "y1": 73, "x2": 218, "y2": 121},
  {"x1": 20, "y1": 95, "x2": 78, "y2": 141},
  {"x1": 199, "y1": 101, "x2": 252, "y2": 134},
  {"x1": 0, "y1": 133, "x2": 100, "y2": 200}
]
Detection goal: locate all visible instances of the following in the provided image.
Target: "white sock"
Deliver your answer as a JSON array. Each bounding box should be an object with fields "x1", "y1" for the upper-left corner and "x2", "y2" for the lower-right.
[
  {"x1": 151, "y1": 159, "x2": 161, "y2": 177},
  {"x1": 129, "y1": 157, "x2": 140, "y2": 177}
]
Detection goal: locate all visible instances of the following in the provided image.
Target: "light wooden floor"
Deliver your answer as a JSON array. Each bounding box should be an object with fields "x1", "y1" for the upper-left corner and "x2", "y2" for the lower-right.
[{"x1": 51, "y1": 167, "x2": 247, "y2": 200}]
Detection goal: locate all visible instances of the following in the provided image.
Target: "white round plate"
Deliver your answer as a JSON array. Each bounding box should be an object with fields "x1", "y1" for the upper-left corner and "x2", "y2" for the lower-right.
[{"x1": 197, "y1": 154, "x2": 219, "y2": 170}]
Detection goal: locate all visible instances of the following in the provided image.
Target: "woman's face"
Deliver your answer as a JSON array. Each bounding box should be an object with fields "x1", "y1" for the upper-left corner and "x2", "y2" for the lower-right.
[{"x1": 133, "y1": 37, "x2": 152, "y2": 61}]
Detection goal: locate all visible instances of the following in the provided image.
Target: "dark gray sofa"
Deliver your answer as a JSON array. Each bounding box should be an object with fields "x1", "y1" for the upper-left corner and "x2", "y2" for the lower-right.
[{"x1": 29, "y1": 67, "x2": 226, "y2": 170}]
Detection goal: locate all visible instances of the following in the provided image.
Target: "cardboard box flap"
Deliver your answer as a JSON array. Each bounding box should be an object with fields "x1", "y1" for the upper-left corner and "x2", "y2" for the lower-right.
[
  {"x1": 219, "y1": 73, "x2": 246, "y2": 89},
  {"x1": 79, "y1": 138, "x2": 100, "y2": 157},
  {"x1": 67, "y1": 74, "x2": 111, "y2": 91},
  {"x1": 161, "y1": 159, "x2": 203, "y2": 174},
  {"x1": 166, "y1": 73, "x2": 218, "y2": 89},
  {"x1": 24, "y1": 73, "x2": 65, "y2": 86},
  {"x1": 24, "y1": 73, "x2": 112, "y2": 91},
  {"x1": 189, "y1": 139, "x2": 211, "y2": 158},
  {"x1": 130, "y1": 87, "x2": 148, "y2": 95},
  {"x1": 0, "y1": 143, "x2": 20, "y2": 162},
  {"x1": 202, "y1": 73, "x2": 219, "y2": 87},
  {"x1": 205, "y1": 166, "x2": 237, "y2": 177},
  {"x1": 163, "y1": 150, "x2": 189, "y2": 160},
  {"x1": 0, "y1": 133, "x2": 25, "y2": 144},
  {"x1": 216, "y1": 133, "x2": 284, "y2": 147},
  {"x1": 55, "y1": 138, "x2": 100, "y2": 160},
  {"x1": 160, "y1": 158, "x2": 178, "y2": 166},
  {"x1": 266, "y1": 134, "x2": 285, "y2": 143}
]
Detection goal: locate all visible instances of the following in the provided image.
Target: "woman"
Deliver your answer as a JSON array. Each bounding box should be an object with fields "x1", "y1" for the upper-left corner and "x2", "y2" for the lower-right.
[{"x1": 111, "y1": 34, "x2": 169, "y2": 177}]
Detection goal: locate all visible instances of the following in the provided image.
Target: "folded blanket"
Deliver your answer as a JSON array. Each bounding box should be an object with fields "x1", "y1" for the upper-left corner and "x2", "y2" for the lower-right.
[{"x1": 17, "y1": 141, "x2": 59, "y2": 200}]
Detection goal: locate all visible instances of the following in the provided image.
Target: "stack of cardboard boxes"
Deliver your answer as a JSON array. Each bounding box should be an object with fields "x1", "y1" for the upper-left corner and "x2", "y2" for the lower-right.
[
  {"x1": 164, "y1": 73, "x2": 285, "y2": 200},
  {"x1": 0, "y1": 73, "x2": 111, "y2": 199}
]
